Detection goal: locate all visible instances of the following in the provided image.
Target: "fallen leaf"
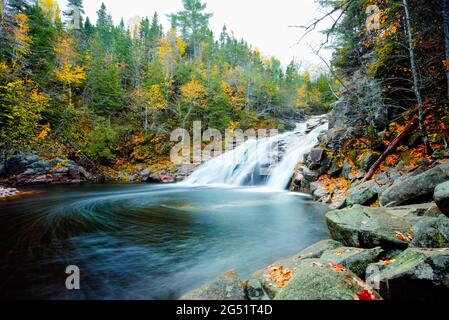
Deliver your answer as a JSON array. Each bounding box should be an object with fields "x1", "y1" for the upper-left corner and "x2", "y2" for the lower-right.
[
  {"x1": 335, "y1": 250, "x2": 346, "y2": 256},
  {"x1": 357, "y1": 289, "x2": 377, "y2": 301},
  {"x1": 383, "y1": 259, "x2": 394, "y2": 266},
  {"x1": 329, "y1": 263, "x2": 347, "y2": 272}
]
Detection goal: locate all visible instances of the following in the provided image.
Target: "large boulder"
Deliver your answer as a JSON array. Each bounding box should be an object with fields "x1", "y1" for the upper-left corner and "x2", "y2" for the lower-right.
[
  {"x1": 410, "y1": 215, "x2": 449, "y2": 248},
  {"x1": 180, "y1": 270, "x2": 246, "y2": 300},
  {"x1": 326, "y1": 205, "x2": 418, "y2": 250},
  {"x1": 434, "y1": 181, "x2": 449, "y2": 216},
  {"x1": 251, "y1": 239, "x2": 342, "y2": 299},
  {"x1": 346, "y1": 180, "x2": 380, "y2": 206},
  {"x1": 380, "y1": 161, "x2": 449, "y2": 206},
  {"x1": 374, "y1": 248, "x2": 449, "y2": 300},
  {"x1": 274, "y1": 259, "x2": 382, "y2": 300},
  {"x1": 320, "y1": 246, "x2": 384, "y2": 278}
]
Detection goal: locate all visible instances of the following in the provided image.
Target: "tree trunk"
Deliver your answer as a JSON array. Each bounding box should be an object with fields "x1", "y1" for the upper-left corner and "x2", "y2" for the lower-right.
[
  {"x1": 152, "y1": 109, "x2": 158, "y2": 135},
  {"x1": 144, "y1": 106, "x2": 148, "y2": 134},
  {"x1": 403, "y1": 0, "x2": 433, "y2": 155},
  {"x1": 443, "y1": 0, "x2": 449, "y2": 98},
  {"x1": 0, "y1": 0, "x2": 6, "y2": 37},
  {"x1": 363, "y1": 114, "x2": 419, "y2": 182}
]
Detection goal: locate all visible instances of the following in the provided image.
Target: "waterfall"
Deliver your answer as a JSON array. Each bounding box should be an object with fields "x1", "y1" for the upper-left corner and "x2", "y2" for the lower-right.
[{"x1": 183, "y1": 116, "x2": 328, "y2": 190}]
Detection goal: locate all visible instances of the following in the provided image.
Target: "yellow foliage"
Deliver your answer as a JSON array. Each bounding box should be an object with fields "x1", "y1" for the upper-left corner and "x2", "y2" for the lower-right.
[
  {"x1": 38, "y1": 0, "x2": 61, "y2": 23},
  {"x1": 12, "y1": 13, "x2": 32, "y2": 67},
  {"x1": 180, "y1": 79, "x2": 207, "y2": 107},
  {"x1": 36, "y1": 123, "x2": 51, "y2": 141},
  {"x1": 146, "y1": 84, "x2": 168, "y2": 110},
  {"x1": 54, "y1": 64, "x2": 86, "y2": 86}
]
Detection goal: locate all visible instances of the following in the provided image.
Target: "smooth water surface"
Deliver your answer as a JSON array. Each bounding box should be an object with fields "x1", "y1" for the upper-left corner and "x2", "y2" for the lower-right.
[{"x1": 0, "y1": 184, "x2": 329, "y2": 300}]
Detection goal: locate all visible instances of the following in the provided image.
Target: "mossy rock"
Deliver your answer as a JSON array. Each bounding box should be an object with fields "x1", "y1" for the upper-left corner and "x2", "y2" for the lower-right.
[{"x1": 274, "y1": 259, "x2": 382, "y2": 300}]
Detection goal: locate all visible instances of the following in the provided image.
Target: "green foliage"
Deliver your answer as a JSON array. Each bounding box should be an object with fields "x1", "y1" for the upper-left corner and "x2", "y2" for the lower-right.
[{"x1": 84, "y1": 117, "x2": 120, "y2": 164}]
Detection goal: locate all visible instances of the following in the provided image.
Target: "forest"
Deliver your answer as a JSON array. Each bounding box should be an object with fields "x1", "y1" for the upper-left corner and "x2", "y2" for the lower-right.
[{"x1": 0, "y1": 0, "x2": 337, "y2": 174}]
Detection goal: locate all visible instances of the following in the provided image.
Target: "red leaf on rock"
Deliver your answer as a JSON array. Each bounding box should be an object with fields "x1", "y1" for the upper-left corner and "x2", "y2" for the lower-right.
[{"x1": 358, "y1": 289, "x2": 377, "y2": 301}]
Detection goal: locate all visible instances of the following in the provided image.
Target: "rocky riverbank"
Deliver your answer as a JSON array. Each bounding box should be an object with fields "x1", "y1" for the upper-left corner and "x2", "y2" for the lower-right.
[
  {"x1": 0, "y1": 153, "x2": 192, "y2": 187},
  {"x1": 180, "y1": 200, "x2": 449, "y2": 300}
]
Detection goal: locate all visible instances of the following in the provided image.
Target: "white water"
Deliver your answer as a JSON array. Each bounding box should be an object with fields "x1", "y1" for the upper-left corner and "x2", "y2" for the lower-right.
[{"x1": 184, "y1": 117, "x2": 328, "y2": 190}]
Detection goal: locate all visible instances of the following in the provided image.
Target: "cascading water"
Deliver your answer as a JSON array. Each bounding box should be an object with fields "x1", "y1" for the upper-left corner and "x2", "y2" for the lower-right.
[{"x1": 184, "y1": 116, "x2": 329, "y2": 190}]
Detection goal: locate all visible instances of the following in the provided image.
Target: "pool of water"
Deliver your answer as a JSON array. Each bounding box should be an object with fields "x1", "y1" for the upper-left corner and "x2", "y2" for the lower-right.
[{"x1": 0, "y1": 184, "x2": 329, "y2": 300}]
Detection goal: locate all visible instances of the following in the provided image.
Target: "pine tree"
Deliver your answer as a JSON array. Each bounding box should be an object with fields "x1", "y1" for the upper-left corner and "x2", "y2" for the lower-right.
[{"x1": 170, "y1": 0, "x2": 212, "y2": 59}]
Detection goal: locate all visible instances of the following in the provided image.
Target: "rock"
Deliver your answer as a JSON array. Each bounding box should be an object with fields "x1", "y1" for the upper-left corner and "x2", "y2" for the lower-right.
[
  {"x1": 328, "y1": 158, "x2": 342, "y2": 177},
  {"x1": 302, "y1": 167, "x2": 319, "y2": 182},
  {"x1": 410, "y1": 215, "x2": 449, "y2": 248},
  {"x1": 329, "y1": 198, "x2": 347, "y2": 210},
  {"x1": 359, "y1": 152, "x2": 380, "y2": 171},
  {"x1": 376, "y1": 248, "x2": 449, "y2": 300},
  {"x1": 424, "y1": 203, "x2": 443, "y2": 218},
  {"x1": 307, "y1": 148, "x2": 326, "y2": 170},
  {"x1": 434, "y1": 181, "x2": 449, "y2": 216},
  {"x1": 384, "y1": 203, "x2": 436, "y2": 218},
  {"x1": 180, "y1": 270, "x2": 246, "y2": 300},
  {"x1": 346, "y1": 180, "x2": 380, "y2": 206},
  {"x1": 274, "y1": 259, "x2": 382, "y2": 300},
  {"x1": 320, "y1": 247, "x2": 384, "y2": 278},
  {"x1": 326, "y1": 128, "x2": 346, "y2": 151},
  {"x1": 380, "y1": 161, "x2": 449, "y2": 206},
  {"x1": 244, "y1": 278, "x2": 269, "y2": 300},
  {"x1": 342, "y1": 160, "x2": 353, "y2": 180},
  {"x1": 251, "y1": 239, "x2": 342, "y2": 299},
  {"x1": 326, "y1": 205, "x2": 417, "y2": 250},
  {"x1": 310, "y1": 182, "x2": 327, "y2": 200}
]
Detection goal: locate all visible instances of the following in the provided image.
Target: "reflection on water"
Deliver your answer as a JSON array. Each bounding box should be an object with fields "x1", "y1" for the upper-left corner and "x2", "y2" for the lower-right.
[{"x1": 0, "y1": 184, "x2": 329, "y2": 300}]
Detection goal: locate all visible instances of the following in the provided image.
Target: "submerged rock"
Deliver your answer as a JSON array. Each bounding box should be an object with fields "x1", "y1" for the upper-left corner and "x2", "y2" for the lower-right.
[
  {"x1": 376, "y1": 248, "x2": 449, "y2": 300},
  {"x1": 434, "y1": 181, "x2": 449, "y2": 216},
  {"x1": 274, "y1": 259, "x2": 382, "y2": 300},
  {"x1": 380, "y1": 161, "x2": 449, "y2": 206},
  {"x1": 320, "y1": 246, "x2": 384, "y2": 278},
  {"x1": 180, "y1": 270, "x2": 246, "y2": 300}
]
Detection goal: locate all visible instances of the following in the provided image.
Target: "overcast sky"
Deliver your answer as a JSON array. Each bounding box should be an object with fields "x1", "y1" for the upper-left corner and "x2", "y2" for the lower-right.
[{"x1": 57, "y1": 0, "x2": 334, "y2": 69}]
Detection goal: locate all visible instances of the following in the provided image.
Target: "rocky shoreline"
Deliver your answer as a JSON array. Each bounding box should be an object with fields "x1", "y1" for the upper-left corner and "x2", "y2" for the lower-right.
[
  {"x1": 181, "y1": 198, "x2": 449, "y2": 300},
  {"x1": 0, "y1": 153, "x2": 191, "y2": 188}
]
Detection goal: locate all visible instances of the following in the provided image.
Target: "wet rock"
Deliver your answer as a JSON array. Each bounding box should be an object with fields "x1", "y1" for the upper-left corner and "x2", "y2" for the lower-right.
[
  {"x1": 410, "y1": 215, "x2": 449, "y2": 248},
  {"x1": 380, "y1": 161, "x2": 449, "y2": 206},
  {"x1": 434, "y1": 181, "x2": 449, "y2": 216},
  {"x1": 326, "y1": 205, "x2": 418, "y2": 250},
  {"x1": 274, "y1": 259, "x2": 382, "y2": 300},
  {"x1": 0, "y1": 186, "x2": 21, "y2": 199},
  {"x1": 346, "y1": 180, "x2": 380, "y2": 206},
  {"x1": 180, "y1": 270, "x2": 246, "y2": 300},
  {"x1": 376, "y1": 248, "x2": 449, "y2": 300},
  {"x1": 320, "y1": 247, "x2": 384, "y2": 278}
]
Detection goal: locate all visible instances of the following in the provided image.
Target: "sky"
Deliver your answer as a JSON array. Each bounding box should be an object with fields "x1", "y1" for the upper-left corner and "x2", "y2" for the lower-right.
[{"x1": 57, "y1": 0, "x2": 334, "y2": 69}]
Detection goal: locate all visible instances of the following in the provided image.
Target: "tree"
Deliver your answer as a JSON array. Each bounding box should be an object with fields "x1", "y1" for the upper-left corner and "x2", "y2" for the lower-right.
[
  {"x1": 54, "y1": 36, "x2": 86, "y2": 108},
  {"x1": 403, "y1": 0, "x2": 432, "y2": 155},
  {"x1": 146, "y1": 83, "x2": 168, "y2": 134},
  {"x1": 170, "y1": 0, "x2": 212, "y2": 59},
  {"x1": 443, "y1": 0, "x2": 449, "y2": 99}
]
